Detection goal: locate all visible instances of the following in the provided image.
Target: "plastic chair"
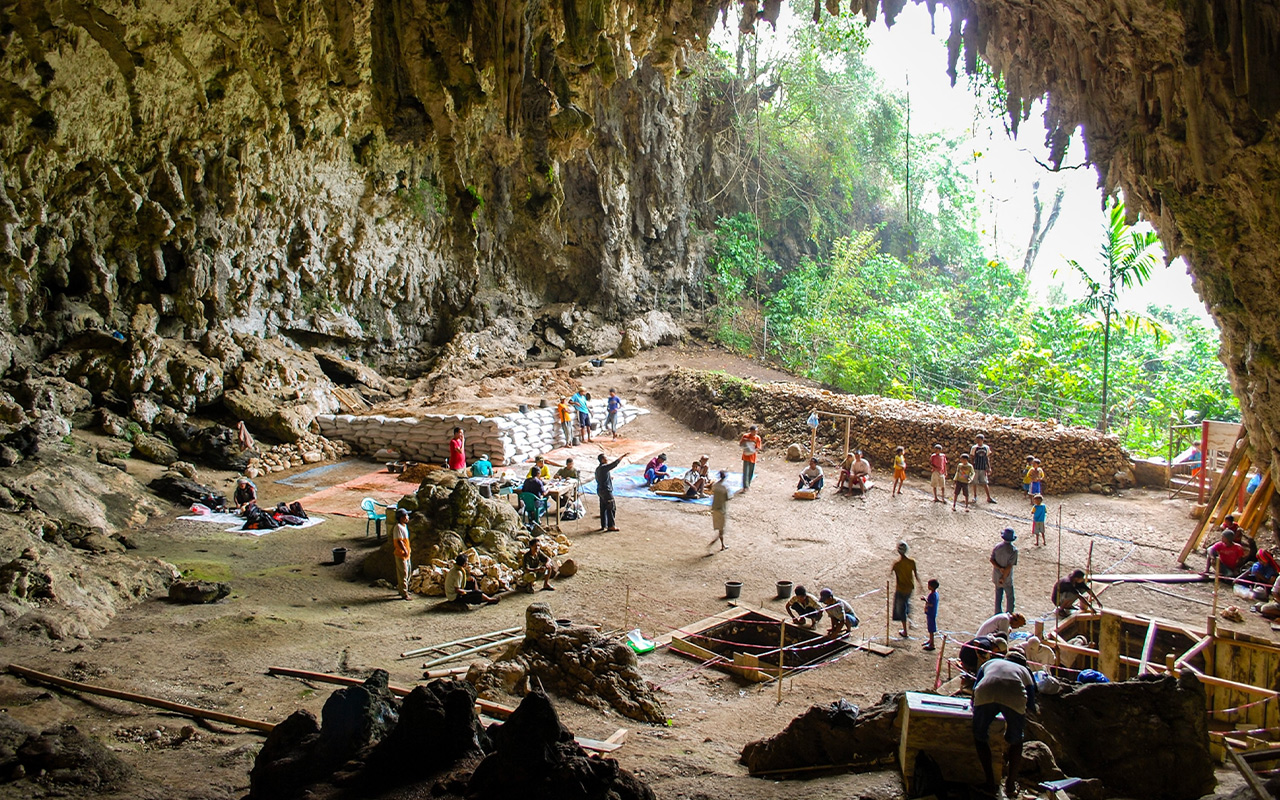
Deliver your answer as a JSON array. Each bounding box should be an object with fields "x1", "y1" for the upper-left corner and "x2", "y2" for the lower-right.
[
  {"x1": 519, "y1": 491, "x2": 547, "y2": 528},
  {"x1": 361, "y1": 497, "x2": 386, "y2": 539}
]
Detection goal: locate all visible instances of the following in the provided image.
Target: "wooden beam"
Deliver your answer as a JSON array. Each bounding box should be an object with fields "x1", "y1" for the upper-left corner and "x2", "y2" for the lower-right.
[
  {"x1": 1137, "y1": 619, "x2": 1159, "y2": 675},
  {"x1": 1186, "y1": 667, "x2": 1280, "y2": 699},
  {"x1": 1227, "y1": 746, "x2": 1273, "y2": 800},
  {"x1": 1090, "y1": 573, "x2": 1211, "y2": 584},
  {"x1": 11, "y1": 663, "x2": 274, "y2": 733},
  {"x1": 1180, "y1": 431, "x2": 1247, "y2": 564},
  {"x1": 1097, "y1": 610, "x2": 1124, "y2": 680},
  {"x1": 1174, "y1": 635, "x2": 1215, "y2": 668},
  {"x1": 269, "y1": 666, "x2": 414, "y2": 696}
]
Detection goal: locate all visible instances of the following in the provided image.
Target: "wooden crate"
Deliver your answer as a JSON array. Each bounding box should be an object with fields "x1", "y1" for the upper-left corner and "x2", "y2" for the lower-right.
[{"x1": 899, "y1": 692, "x2": 1006, "y2": 787}]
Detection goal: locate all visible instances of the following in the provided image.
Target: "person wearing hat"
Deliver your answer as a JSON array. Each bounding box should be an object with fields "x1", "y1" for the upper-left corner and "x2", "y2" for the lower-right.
[
  {"x1": 233, "y1": 477, "x2": 257, "y2": 514},
  {"x1": 818, "y1": 588, "x2": 859, "y2": 638},
  {"x1": 970, "y1": 433, "x2": 996, "y2": 504},
  {"x1": 890, "y1": 541, "x2": 920, "y2": 639},
  {"x1": 470, "y1": 453, "x2": 493, "y2": 477},
  {"x1": 739, "y1": 425, "x2": 763, "y2": 489},
  {"x1": 392, "y1": 508, "x2": 412, "y2": 600},
  {"x1": 444, "y1": 553, "x2": 499, "y2": 606},
  {"x1": 1052, "y1": 569, "x2": 1100, "y2": 616},
  {"x1": 1207, "y1": 529, "x2": 1249, "y2": 576},
  {"x1": 990, "y1": 527, "x2": 1019, "y2": 614},
  {"x1": 972, "y1": 649, "x2": 1036, "y2": 797},
  {"x1": 785, "y1": 585, "x2": 823, "y2": 627}
]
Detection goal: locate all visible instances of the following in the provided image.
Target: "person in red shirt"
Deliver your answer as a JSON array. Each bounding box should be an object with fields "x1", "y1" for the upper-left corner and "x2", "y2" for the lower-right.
[
  {"x1": 929, "y1": 444, "x2": 948, "y2": 503},
  {"x1": 1207, "y1": 530, "x2": 1249, "y2": 576},
  {"x1": 448, "y1": 427, "x2": 466, "y2": 471},
  {"x1": 739, "y1": 425, "x2": 763, "y2": 489}
]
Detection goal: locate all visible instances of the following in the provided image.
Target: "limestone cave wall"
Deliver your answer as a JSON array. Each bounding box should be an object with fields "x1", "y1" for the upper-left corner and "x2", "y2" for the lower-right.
[{"x1": 0, "y1": 0, "x2": 733, "y2": 377}]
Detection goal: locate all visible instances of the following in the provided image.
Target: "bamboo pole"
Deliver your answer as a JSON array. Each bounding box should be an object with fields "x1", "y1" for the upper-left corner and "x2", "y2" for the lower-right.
[
  {"x1": 399, "y1": 627, "x2": 523, "y2": 659},
  {"x1": 422, "y1": 635, "x2": 522, "y2": 669},
  {"x1": 1181, "y1": 434, "x2": 1249, "y2": 564},
  {"x1": 9, "y1": 664, "x2": 274, "y2": 733},
  {"x1": 933, "y1": 635, "x2": 947, "y2": 690}
]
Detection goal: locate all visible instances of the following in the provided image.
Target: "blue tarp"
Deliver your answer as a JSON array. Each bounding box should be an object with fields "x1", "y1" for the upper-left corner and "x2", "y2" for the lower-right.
[{"x1": 579, "y1": 464, "x2": 742, "y2": 506}]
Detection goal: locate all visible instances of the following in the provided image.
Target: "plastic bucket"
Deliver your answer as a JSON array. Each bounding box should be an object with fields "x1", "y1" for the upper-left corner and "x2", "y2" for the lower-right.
[
  {"x1": 518, "y1": 403, "x2": 530, "y2": 414},
  {"x1": 556, "y1": 618, "x2": 573, "y2": 627},
  {"x1": 725, "y1": 581, "x2": 743, "y2": 599},
  {"x1": 776, "y1": 580, "x2": 794, "y2": 599},
  {"x1": 332, "y1": 547, "x2": 347, "y2": 564}
]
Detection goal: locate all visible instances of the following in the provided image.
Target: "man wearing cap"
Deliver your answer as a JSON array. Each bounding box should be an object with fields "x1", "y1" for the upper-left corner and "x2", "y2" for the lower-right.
[
  {"x1": 972, "y1": 651, "x2": 1037, "y2": 797},
  {"x1": 970, "y1": 433, "x2": 996, "y2": 504},
  {"x1": 470, "y1": 453, "x2": 493, "y2": 477},
  {"x1": 818, "y1": 588, "x2": 859, "y2": 638},
  {"x1": 990, "y1": 528, "x2": 1019, "y2": 614}
]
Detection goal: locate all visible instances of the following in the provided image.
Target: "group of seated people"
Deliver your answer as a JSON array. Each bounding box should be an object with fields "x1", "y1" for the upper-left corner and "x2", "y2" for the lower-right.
[
  {"x1": 784, "y1": 585, "x2": 860, "y2": 638},
  {"x1": 644, "y1": 453, "x2": 715, "y2": 499},
  {"x1": 792, "y1": 451, "x2": 871, "y2": 498},
  {"x1": 446, "y1": 537, "x2": 562, "y2": 608},
  {"x1": 1205, "y1": 517, "x2": 1280, "y2": 617}
]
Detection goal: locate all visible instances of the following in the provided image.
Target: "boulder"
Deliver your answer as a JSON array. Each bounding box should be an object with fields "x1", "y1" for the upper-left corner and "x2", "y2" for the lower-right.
[
  {"x1": 360, "y1": 680, "x2": 488, "y2": 788},
  {"x1": 311, "y1": 349, "x2": 393, "y2": 394},
  {"x1": 615, "y1": 310, "x2": 682, "y2": 357},
  {"x1": 15, "y1": 724, "x2": 133, "y2": 788},
  {"x1": 785, "y1": 443, "x2": 806, "y2": 461},
  {"x1": 4, "y1": 452, "x2": 161, "y2": 532},
  {"x1": 132, "y1": 433, "x2": 179, "y2": 466},
  {"x1": 167, "y1": 580, "x2": 230, "y2": 604},
  {"x1": 222, "y1": 336, "x2": 339, "y2": 443}
]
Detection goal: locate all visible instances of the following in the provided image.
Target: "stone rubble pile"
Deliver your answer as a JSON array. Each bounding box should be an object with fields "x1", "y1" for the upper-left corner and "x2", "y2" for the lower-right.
[
  {"x1": 408, "y1": 535, "x2": 570, "y2": 597},
  {"x1": 316, "y1": 399, "x2": 647, "y2": 466},
  {"x1": 245, "y1": 432, "x2": 352, "y2": 477}
]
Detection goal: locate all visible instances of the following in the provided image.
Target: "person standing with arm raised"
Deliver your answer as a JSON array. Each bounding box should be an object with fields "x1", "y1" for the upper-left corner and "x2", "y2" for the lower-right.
[{"x1": 595, "y1": 452, "x2": 629, "y2": 532}]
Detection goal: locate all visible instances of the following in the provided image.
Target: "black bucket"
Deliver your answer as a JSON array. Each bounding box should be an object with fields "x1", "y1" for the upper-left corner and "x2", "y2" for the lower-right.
[
  {"x1": 518, "y1": 403, "x2": 530, "y2": 414},
  {"x1": 332, "y1": 547, "x2": 347, "y2": 564},
  {"x1": 776, "y1": 580, "x2": 794, "y2": 599},
  {"x1": 556, "y1": 618, "x2": 573, "y2": 627},
  {"x1": 725, "y1": 580, "x2": 742, "y2": 599}
]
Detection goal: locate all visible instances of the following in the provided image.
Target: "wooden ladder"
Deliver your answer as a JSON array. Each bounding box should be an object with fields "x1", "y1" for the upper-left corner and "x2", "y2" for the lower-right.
[{"x1": 399, "y1": 626, "x2": 525, "y2": 669}]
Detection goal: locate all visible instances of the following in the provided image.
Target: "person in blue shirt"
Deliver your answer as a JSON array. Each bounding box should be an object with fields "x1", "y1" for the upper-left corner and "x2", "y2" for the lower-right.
[
  {"x1": 470, "y1": 454, "x2": 493, "y2": 477},
  {"x1": 923, "y1": 579, "x2": 940, "y2": 651},
  {"x1": 605, "y1": 389, "x2": 623, "y2": 438},
  {"x1": 1031, "y1": 494, "x2": 1048, "y2": 546},
  {"x1": 570, "y1": 389, "x2": 592, "y2": 443}
]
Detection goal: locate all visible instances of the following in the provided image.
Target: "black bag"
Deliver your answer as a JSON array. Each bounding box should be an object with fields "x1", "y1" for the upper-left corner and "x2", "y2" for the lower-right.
[
  {"x1": 243, "y1": 506, "x2": 280, "y2": 531},
  {"x1": 287, "y1": 501, "x2": 308, "y2": 519}
]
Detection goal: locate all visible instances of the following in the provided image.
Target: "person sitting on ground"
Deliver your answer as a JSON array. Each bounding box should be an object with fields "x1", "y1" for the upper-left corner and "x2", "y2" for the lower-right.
[
  {"x1": 851, "y1": 450, "x2": 871, "y2": 490},
  {"x1": 1248, "y1": 549, "x2": 1279, "y2": 587},
  {"x1": 233, "y1": 477, "x2": 258, "y2": 513},
  {"x1": 797, "y1": 458, "x2": 825, "y2": 495},
  {"x1": 470, "y1": 453, "x2": 493, "y2": 478},
  {"x1": 519, "y1": 538, "x2": 557, "y2": 592},
  {"x1": 697, "y1": 455, "x2": 712, "y2": 482},
  {"x1": 836, "y1": 452, "x2": 856, "y2": 495},
  {"x1": 818, "y1": 588, "x2": 859, "y2": 638},
  {"x1": 683, "y1": 461, "x2": 709, "y2": 498},
  {"x1": 1052, "y1": 569, "x2": 1100, "y2": 616},
  {"x1": 786, "y1": 585, "x2": 823, "y2": 628},
  {"x1": 644, "y1": 453, "x2": 670, "y2": 486},
  {"x1": 444, "y1": 554, "x2": 499, "y2": 606},
  {"x1": 976, "y1": 611, "x2": 1027, "y2": 638},
  {"x1": 1259, "y1": 574, "x2": 1280, "y2": 619},
  {"x1": 1207, "y1": 529, "x2": 1249, "y2": 577},
  {"x1": 972, "y1": 650, "x2": 1037, "y2": 798},
  {"x1": 527, "y1": 455, "x2": 550, "y2": 480}
]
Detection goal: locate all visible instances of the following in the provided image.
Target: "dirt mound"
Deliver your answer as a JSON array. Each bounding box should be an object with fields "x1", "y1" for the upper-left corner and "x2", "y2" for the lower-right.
[
  {"x1": 739, "y1": 695, "x2": 901, "y2": 775},
  {"x1": 11, "y1": 721, "x2": 134, "y2": 789},
  {"x1": 468, "y1": 603, "x2": 665, "y2": 723},
  {"x1": 653, "y1": 368, "x2": 1132, "y2": 493}
]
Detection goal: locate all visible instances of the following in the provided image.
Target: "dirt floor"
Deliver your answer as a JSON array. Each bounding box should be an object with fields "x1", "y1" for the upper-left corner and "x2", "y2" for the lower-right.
[{"x1": 0, "y1": 342, "x2": 1268, "y2": 799}]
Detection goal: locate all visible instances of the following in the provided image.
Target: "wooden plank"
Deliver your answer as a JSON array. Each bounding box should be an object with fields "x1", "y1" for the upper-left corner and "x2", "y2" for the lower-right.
[
  {"x1": 1227, "y1": 746, "x2": 1272, "y2": 800},
  {"x1": 1090, "y1": 573, "x2": 1211, "y2": 584},
  {"x1": 604, "y1": 728, "x2": 629, "y2": 744},
  {"x1": 1138, "y1": 619, "x2": 1159, "y2": 675},
  {"x1": 13, "y1": 663, "x2": 274, "y2": 733},
  {"x1": 400, "y1": 627, "x2": 524, "y2": 659},
  {"x1": 1180, "y1": 431, "x2": 1247, "y2": 564},
  {"x1": 1175, "y1": 635, "x2": 1214, "y2": 668},
  {"x1": 1097, "y1": 610, "x2": 1123, "y2": 681}
]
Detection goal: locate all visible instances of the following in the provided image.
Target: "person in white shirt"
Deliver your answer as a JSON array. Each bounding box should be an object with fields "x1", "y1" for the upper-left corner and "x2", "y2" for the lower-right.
[
  {"x1": 976, "y1": 611, "x2": 1026, "y2": 638},
  {"x1": 797, "y1": 458, "x2": 825, "y2": 494}
]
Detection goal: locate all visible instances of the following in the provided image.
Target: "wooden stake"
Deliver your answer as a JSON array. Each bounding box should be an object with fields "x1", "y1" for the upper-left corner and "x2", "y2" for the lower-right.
[
  {"x1": 777, "y1": 619, "x2": 786, "y2": 704},
  {"x1": 1085, "y1": 541, "x2": 1094, "y2": 579},
  {"x1": 1212, "y1": 558, "x2": 1221, "y2": 621},
  {"x1": 9, "y1": 664, "x2": 274, "y2": 733},
  {"x1": 933, "y1": 635, "x2": 947, "y2": 690},
  {"x1": 885, "y1": 580, "x2": 891, "y2": 646},
  {"x1": 624, "y1": 584, "x2": 631, "y2": 633},
  {"x1": 1056, "y1": 504, "x2": 1063, "y2": 586},
  {"x1": 843, "y1": 418, "x2": 851, "y2": 460},
  {"x1": 810, "y1": 419, "x2": 818, "y2": 459}
]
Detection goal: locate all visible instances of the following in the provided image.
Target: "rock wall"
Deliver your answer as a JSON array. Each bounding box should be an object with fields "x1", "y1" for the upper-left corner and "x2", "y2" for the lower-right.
[
  {"x1": 653, "y1": 368, "x2": 1134, "y2": 493},
  {"x1": 0, "y1": 0, "x2": 725, "y2": 378},
  {"x1": 316, "y1": 399, "x2": 647, "y2": 465}
]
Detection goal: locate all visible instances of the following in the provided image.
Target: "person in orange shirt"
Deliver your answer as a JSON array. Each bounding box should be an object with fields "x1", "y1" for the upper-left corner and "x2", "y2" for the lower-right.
[
  {"x1": 739, "y1": 425, "x2": 763, "y2": 489},
  {"x1": 392, "y1": 508, "x2": 412, "y2": 600}
]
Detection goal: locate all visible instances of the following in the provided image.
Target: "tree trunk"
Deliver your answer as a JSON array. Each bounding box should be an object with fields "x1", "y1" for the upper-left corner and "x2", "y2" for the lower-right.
[{"x1": 1022, "y1": 181, "x2": 1066, "y2": 275}]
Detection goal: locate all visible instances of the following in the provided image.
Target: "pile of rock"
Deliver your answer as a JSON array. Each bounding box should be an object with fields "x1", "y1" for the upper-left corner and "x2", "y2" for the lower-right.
[
  {"x1": 408, "y1": 535, "x2": 570, "y2": 596},
  {"x1": 316, "y1": 399, "x2": 648, "y2": 466},
  {"x1": 653, "y1": 368, "x2": 1134, "y2": 494},
  {"x1": 245, "y1": 432, "x2": 351, "y2": 477},
  {"x1": 467, "y1": 603, "x2": 665, "y2": 724}
]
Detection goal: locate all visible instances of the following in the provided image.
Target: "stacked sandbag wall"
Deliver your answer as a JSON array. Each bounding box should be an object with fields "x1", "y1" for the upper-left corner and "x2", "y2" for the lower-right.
[
  {"x1": 315, "y1": 400, "x2": 646, "y2": 465},
  {"x1": 652, "y1": 368, "x2": 1132, "y2": 494}
]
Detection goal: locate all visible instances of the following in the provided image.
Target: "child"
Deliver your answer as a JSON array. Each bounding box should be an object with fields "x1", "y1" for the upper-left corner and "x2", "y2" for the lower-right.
[
  {"x1": 1022, "y1": 455, "x2": 1035, "y2": 497},
  {"x1": 891, "y1": 446, "x2": 907, "y2": 496},
  {"x1": 1031, "y1": 494, "x2": 1047, "y2": 546},
  {"x1": 1030, "y1": 458, "x2": 1045, "y2": 498},
  {"x1": 953, "y1": 454, "x2": 974, "y2": 511},
  {"x1": 923, "y1": 578, "x2": 940, "y2": 651}
]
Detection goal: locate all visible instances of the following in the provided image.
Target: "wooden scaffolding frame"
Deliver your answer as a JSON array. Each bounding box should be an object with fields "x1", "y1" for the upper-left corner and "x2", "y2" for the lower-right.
[{"x1": 1178, "y1": 428, "x2": 1274, "y2": 566}]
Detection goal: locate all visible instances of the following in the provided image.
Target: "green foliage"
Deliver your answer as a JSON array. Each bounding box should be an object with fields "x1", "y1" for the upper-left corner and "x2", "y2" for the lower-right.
[{"x1": 398, "y1": 178, "x2": 446, "y2": 220}]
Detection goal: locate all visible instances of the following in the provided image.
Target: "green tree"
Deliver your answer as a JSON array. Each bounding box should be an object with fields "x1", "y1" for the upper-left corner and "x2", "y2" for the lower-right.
[{"x1": 1065, "y1": 199, "x2": 1163, "y2": 432}]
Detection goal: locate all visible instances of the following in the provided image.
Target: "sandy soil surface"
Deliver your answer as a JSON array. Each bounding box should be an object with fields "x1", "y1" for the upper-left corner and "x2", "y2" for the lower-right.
[{"x1": 0, "y1": 342, "x2": 1267, "y2": 800}]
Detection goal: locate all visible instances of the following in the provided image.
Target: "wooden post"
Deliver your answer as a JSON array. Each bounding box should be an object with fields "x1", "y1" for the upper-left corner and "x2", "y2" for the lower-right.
[
  {"x1": 1212, "y1": 559, "x2": 1221, "y2": 621},
  {"x1": 1180, "y1": 432, "x2": 1248, "y2": 564},
  {"x1": 810, "y1": 411, "x2": 818, "y2": 459},
  {"x1": 1098, "y1": 610, "x2": 1123, "y2": 680},
  {"x1": 843, "y1": 418, "x2": 851, "y2": 460},
  {"x1": 1085, "y1": 540, "x2": 1094, "y2": 579},
  {"x1": 885, "y1": 580, "x2": 891, "y2": 645},
  {"x1": 933, "y1": 635, "x2": 947, "y2": 690},
  {"x1": 624, "y1": 584, "x2": 631, "y2": 633},
  {"x1": 1137, "y1": 619, "x2": 1159, "y2": 675},
  {"x1": 1056, "y1": 505, "x2": 1063, "y2": 586},
  {"x1": 777, "y1": 619, "x2": 786, "y2": 704}
]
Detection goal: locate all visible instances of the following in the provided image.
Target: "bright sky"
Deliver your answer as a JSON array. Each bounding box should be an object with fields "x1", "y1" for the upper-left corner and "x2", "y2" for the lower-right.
[{"x1": 715, "y1": 4, "x2": 1212, "y2": 322}]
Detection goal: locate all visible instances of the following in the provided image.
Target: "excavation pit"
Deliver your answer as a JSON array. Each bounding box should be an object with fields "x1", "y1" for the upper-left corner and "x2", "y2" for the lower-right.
[{"x1": 664, "y1": 607, "x2": 851, "y2": 683}]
